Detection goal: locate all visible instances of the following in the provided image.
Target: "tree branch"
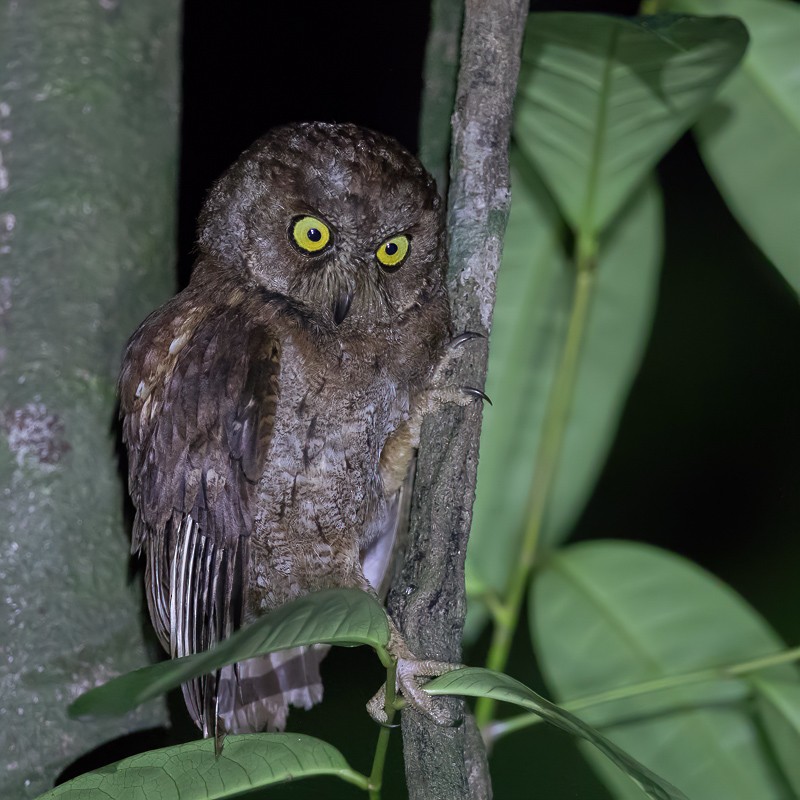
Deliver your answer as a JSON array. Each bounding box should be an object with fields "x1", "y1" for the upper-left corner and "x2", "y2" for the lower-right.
[
  {"x1": 418, "y1": 0, "x2": 464, "y2": 195},
  {"x1": 388, "y1": 1, "x2": 529, "y2": 797}
]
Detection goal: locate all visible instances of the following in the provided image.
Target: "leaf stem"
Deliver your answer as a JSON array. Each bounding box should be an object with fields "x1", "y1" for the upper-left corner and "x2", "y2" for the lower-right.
[
  {"x1": 485, "y1": 644, "x2": 800, "y2": 744},
  {"x1": 340, "y1": 769, "x2": 373, "y2": 792},
  {"x1": 476, "y1": 233, "x2": 598, "y2": 727},
  {"x1": 368, "y1": 661, "x2": 399, "y2": 800}
]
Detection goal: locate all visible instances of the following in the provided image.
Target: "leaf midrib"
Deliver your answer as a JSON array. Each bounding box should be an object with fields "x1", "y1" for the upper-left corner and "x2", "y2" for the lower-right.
[
  {"x1": 580, "y1": 26, "x2": 620, "y2": 237},
  {"x1": 547, "y1": 551, "x2": 775, "y2": 796}
]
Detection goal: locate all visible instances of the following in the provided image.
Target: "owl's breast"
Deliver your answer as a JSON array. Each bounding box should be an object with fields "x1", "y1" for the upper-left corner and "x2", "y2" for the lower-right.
[{"x1": 250, "y1": 334, "x2": 409, "y2": 609}]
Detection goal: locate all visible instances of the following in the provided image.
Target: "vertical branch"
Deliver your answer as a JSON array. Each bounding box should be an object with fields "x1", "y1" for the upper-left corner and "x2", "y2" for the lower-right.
[
  {"x1": 388, "y1": 1, "x2": 529, "y2": 798},
  {"x1": 417, "y1": 0, "x2": 464, "y2": 195}
]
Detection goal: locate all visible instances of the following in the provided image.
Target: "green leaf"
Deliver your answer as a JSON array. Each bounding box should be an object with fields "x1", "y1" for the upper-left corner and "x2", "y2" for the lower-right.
[
  {"x1": 427, "y1": 667, "x2": 687, "y2": 800},
  {"x1": 670, "y1": 0, "x2": 800, "y2": 295},
  {"x1": 532, "y1": 541, "x2": 798, "y2": 799},
  {"x1": 515, "y1": 12, "x2": 748, "y2": 236},
  {"x1": 34, "y1": 733, "x2": 368, "y2": 799},
  {"x1": 69, "y1": 588, "x2": 390, "y2": 719},
  {"x1": 465, "y1": 158, "x2": 663, "y2": 640},
  {"x1": 753, "y1": 677, "x2": 800, "y2": 794}
]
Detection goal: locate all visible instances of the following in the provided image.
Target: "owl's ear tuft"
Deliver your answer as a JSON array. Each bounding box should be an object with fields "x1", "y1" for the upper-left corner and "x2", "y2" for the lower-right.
[{"x1": 197, "y1": 161, "x2": 264, "y2": 267}]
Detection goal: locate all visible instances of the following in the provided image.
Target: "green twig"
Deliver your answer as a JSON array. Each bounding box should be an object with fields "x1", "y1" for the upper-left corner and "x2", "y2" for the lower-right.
[
  {"x1": 476, "y1": 233, "x2": 598, "y2": 727},
  {"x1": 339, "y1": 770, "x2": 373, "y2": 792},
  {"x1": 368, "y1": 661, "x2": 399, "y2": 800},
  {"x1": 639, "y1": 0, "x2": 663, "y2": 14},
  {"x1": 484, "y1": 644, "x2": 800, "y2": 744}
]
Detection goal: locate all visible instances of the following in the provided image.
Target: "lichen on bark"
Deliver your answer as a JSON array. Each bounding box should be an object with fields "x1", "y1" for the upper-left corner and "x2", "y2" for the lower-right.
[{"x1": 388, "y1": 1, "x2": 529, "y2": 798}]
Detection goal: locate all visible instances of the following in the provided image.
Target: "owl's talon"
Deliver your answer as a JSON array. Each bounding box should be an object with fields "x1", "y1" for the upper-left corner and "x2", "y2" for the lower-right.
[
  {"x1": 450, "y1": 330, "x2": 485, "y2": 348},
  {"x1": 461, "y1": 385, "x2": 492, "y2": 405},
  {"x1": 370, "y1": 703, "x2": 402, "y2": 729},
  {"x1": 429, "y1": 331, "x2": 486, "y2": 384},
  {"x1": 367, "y1": 685, "x2": 389, "y2": 724}
]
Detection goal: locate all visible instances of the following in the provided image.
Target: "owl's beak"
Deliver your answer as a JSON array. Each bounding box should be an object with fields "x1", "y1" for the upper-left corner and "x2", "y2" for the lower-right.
[{"x1": 332, "y1": 288, "x2": 354, "y2": 325}]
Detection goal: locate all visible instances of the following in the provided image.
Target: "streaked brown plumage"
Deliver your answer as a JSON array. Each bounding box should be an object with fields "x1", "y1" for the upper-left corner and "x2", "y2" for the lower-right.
[{"x1": 119, "y1": 122, "x2": 470, "y2": 741}]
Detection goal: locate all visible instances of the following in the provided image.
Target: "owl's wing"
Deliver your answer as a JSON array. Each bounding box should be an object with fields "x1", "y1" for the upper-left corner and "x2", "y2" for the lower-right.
[{"x1": 119, "y1": 301, "x2": 279, "y2": 736}]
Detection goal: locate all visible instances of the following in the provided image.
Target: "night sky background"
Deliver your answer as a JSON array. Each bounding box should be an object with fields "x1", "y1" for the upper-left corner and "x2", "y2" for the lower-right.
[{"x1": 65, "y1": 1, "x2": 800, "y2": 797}]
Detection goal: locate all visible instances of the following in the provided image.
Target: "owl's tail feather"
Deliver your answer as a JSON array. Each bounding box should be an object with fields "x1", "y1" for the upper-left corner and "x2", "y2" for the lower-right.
[
  {"x1": 167, "y1": 517, "x2": 328, "y2": 739},
  {"x1": 212, "y1": 645, "x2": 328, "y2": 735}
]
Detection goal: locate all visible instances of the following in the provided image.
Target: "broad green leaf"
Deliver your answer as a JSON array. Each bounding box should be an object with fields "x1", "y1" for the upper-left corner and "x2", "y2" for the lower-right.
[
  {"x1": 427, "y1": 667, "x2": 686, "y2": 800},
  {"x1": 670, "y1": 0, "x2": 800, "y2": 295},
  {"x1": 465, "y1": 159, "x2": 662, "y2": 640},
  {"x1": 70, "y1": 588, "x2": 389, "y2": 719},
  {"x1": 515, "y1": 12, "x2": 748, "y2": 236},
  {"x1": 464, "y1": 149, "x2": 568, "y2": 637},
  {"x1": 752, "y1": 677, "x2": 800, "y2": 794},
  {"x1": 532, "y1": 541, "x2": 798, "y2": 799},
  {"x1": 34, "y1": 733, "x2": 367, "y2": 799}
]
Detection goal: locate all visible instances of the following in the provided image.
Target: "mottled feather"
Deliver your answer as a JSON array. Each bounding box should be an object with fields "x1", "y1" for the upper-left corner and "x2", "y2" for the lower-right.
[
  {"x1": 119, "y1": 122, "x2": 453, "y2": 740},
  {"x1": 120, "y1": 297, "x2": 281, "y2": 737}
]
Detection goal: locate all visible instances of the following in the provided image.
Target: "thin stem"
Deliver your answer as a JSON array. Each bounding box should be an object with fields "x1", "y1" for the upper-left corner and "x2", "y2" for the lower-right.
[
  {"x1": 368, "y1": 661, "x2": 399, "y2": 800},
  {"x1": 418, "y1": 0, "x2": 464, "y2": 194},
  {"x1": 339, "y1": 770, "x2": 373, "y2": 792},
  {"x1": 639, "y1": 0, "x2": 662, "y2": 13},
  {"x1": 485, "y1": 644, "x2": 800, "y2": 744},
  {"x1": 476, "y1": 234, "x2": 598, "y2": 727}
]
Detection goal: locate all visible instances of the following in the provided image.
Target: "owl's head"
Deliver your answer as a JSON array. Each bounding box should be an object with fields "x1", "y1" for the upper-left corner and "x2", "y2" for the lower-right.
[{"x1": 197, "y1": 122, "x2": 448, "y2": 335}]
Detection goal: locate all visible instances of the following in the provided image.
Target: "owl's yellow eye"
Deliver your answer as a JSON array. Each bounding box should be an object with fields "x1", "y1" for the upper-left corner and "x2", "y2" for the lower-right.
[
  {"x1": 376, "y1": 234, "x2": 410, "y2": 270},
  {"x1": 291, "y1": 216, "x2": 331, "y2": 253}
]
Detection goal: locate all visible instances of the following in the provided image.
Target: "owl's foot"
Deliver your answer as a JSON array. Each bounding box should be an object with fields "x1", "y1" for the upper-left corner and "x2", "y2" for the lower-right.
[
  {"x1": 434, "y1": 331, "x2": 491, "y2": 403},
  {"x1": 367, "y1": 659, "x2": 462, "y2": 725},
  {"x1": 367, "y1": 627, "x2": 462, "y2": 726},
  {"x1": 414, "y1": 330, "x2": 491, "y2": 421},
  {"x1": 378, "y1": 332, "x2": 489, "y2": 496}
]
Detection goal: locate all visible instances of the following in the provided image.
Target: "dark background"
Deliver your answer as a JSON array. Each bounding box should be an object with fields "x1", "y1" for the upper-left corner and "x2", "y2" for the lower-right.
[{"x1": 67, "y1": 1, "x2": 800, "y2": 797}]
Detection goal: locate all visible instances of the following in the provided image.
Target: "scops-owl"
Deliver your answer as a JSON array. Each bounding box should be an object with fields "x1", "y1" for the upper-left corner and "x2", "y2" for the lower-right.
[{"x1": 119, "y1": 122, "x2": 478, "y2": 741}]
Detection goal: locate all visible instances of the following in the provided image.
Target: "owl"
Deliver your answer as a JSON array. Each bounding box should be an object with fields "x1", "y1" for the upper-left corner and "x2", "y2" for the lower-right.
[{"x1": 118, "y1": 122, "x2": 480, "y2": 742}]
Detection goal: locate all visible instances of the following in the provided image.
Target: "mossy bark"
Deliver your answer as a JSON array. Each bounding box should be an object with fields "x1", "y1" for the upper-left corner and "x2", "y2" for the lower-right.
[{"x1": 0, "y1": 2, "x2": 180, "y2": 796}]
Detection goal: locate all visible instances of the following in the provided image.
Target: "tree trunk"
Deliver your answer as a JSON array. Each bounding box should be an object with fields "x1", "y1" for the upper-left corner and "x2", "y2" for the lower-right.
[
  {"x1": 0, "y1": 2, "x2": 180, "y2": 796},
  {"x1": 388, "y1": 0, "x2": 529, "y2": 797}
]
